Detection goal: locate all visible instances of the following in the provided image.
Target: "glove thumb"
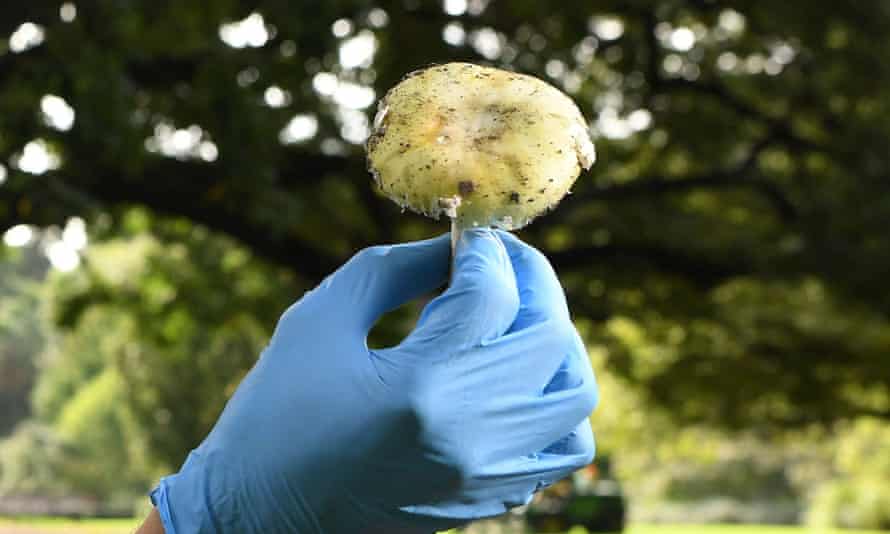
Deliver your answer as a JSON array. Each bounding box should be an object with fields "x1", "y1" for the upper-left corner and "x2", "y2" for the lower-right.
[
  {"x1": 305, "y1": 234, "x2": 451, "y2": 337},
  {"x1": 402, "y1": 228, "x2": 519, "y2": 352}
]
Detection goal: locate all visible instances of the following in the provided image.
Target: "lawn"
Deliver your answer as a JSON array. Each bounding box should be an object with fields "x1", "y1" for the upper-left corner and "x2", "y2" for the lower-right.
[
  {"x1": 0, "y1": 518, "x2": 886, "y2": 534},
  {"x1": 626, "y1": 527, "x2": 886, "y2": 534},
  {"x1": 0, "y1": 516, "x2": 139, "y2": 533}
]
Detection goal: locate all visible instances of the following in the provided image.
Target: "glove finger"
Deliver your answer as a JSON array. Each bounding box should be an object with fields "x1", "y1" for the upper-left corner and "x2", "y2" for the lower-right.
[
  {"x1": 542, "y1": 417, "x2": 595, "y2": 460},
  {"x1": 401, "y1": 229, "x2": 519, "y2": 352},
  {"x1": 447, "y1": 319, "x2": 578, "y2": 398},
  {"x1": 480, "y1": 367, "x2": 597, "y2": 459},
  {"x1": 401, "y1": 437, "x2": 595, "y2": 522},
  {"x1": 496, "y1": 231, "x2": 569, "y2": 332},
  {"x1": 544, "y1": 327, "x2": 597, "y2": 399},
  {"x1": 472, "y1": 439, "x2": 595, "y2": 495},
  {"x1": 315, "y1": 234, "x2": 451, "y2": 336},
  {"x1": 498, "y1": 230, "x2": 596, "y2": 424}
]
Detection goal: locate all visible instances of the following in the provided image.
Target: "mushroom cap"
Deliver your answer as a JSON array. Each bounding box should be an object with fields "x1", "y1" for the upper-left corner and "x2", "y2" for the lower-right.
[{"x1": 367, "y1": 62, "x2": 595, "y2": 230}]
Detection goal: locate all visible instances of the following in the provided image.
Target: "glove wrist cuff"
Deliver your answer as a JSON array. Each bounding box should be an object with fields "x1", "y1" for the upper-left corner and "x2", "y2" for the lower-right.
[
  {"x1": 149, "y1": 477, "x2": 183, "y2": 534},
  {"x1": 149, "y1": 450, "x2": 234, "y2": 534}
]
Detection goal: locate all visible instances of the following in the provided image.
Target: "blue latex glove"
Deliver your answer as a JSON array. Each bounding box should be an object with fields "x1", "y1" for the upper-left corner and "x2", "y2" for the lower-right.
[{"x1": 150, "y1": 229, "x2": 598, "y2": 534}]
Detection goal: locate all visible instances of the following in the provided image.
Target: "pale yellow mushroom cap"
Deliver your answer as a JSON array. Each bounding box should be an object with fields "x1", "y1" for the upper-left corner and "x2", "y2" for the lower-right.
[{"x1": 367, "y1": 62, "x2": 595, "y2": 230}]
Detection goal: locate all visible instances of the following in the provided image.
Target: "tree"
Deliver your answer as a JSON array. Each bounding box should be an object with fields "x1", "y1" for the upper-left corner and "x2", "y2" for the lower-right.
[
  {"x1": 0, "y1": 247, "x2": 48, "y2": 436},
  {"x1": 1, "y1": 0, "x2": 889, "y2": 435}
]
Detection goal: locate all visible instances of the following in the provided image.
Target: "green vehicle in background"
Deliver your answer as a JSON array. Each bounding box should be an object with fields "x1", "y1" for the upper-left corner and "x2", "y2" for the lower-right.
[{"x1": 524, "y1": 456, "x2": 626, "y2": 533}]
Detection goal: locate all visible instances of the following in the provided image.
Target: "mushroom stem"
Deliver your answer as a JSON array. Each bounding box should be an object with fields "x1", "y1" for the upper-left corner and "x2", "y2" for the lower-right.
[
  {"x1": 450, "y1": 218, "x2": 460, "y2": 257},
  {"x1": 450, "y1": 218, "x2": 460, "y2": 282}
]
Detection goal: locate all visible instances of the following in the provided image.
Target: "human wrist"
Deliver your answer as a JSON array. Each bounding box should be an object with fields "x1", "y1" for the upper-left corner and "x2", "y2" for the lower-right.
[{"x1": 136, "y1": 507, "x2": 166, "y2": 534}]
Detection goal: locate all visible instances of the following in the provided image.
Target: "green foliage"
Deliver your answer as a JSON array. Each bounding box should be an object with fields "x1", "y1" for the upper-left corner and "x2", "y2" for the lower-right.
[
  {"x1": 0, "y1": 422, "x2": 71, "y2": 497},
  {"x1": 47, "y1": 219, "x2": 300, "y2": 468},
  {"x1": 31, "y1": 306, "x2": 123, "y2": 423},
  {"x1": 0, "y1": 247, "x2": 48, "y2": 436},
  {"x1": 589, "y1": 349, "x2": 890, "y2": 528},
  {"x1": 0, "y1": 218, "x2": 297, "y2": 500},
  {"x1": 592, "y1": 277, "x2": 890, "y2": 428},
  {"x1": 54, "y1": 367, "x2": 158, "y2": 502},
  {"x1": 806, "y1": 419, "x2": 890, "y2": 530},
  {"x1": 589, "y1": 350, "x2": 797, "y2": 523},
  {"x1": 3, "y1": 312, "x2": 158, "y2": 503}
]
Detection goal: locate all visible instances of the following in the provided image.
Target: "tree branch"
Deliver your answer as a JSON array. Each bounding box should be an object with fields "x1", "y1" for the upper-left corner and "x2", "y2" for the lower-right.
[
  {"x1": 632, "y1": 6, "x2": 822, "y2": 154},
  {"x1": 560, "y1": 131, "x2": 796, "y2": 223},
  {"x1": 565, "y1": 170, "x2": 796, "y2": 220},
  {"x1": 549, "y1": 241, "x2": 752, "y2": 287},
  {"x1": 659, "y1": 78, "x2": 820, "y2": 152},
  {"x1": 0, "y1": 158, "x2": 346, "y2": 280}
]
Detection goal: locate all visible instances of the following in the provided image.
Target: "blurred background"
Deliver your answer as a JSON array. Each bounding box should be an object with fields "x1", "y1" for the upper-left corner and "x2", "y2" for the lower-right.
[{"x1": 1, "y1": 0, "x2": 889, "y2": 533}]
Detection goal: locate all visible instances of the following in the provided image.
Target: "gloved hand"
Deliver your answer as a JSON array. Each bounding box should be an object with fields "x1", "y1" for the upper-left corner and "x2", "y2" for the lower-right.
[{"x1": 150, "y1": 229, "x2": 598, "y2": 534}]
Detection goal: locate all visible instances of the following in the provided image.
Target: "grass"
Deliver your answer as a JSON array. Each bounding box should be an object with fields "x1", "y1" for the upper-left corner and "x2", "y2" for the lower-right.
[
  {"x1": 0, "y1": 516, "x2": 139, "y2": 533},
  {"x1": 0, "y1": 518, "x2": 886, "y2": 534},
  {"x1": 626, "y1": 526, "x2": 887, "y2": 534},
  {"x1": 543, "y1": 526, "x2": 888, "y2": 534}
]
